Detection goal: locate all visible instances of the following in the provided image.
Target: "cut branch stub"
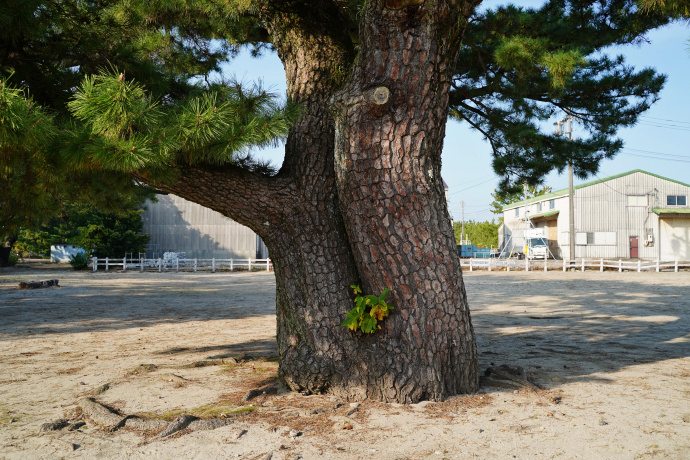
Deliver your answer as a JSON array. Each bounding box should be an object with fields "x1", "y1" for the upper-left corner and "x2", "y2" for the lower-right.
[{"x1": 370, "y1": 86, "x2": 391, "y2": 105}]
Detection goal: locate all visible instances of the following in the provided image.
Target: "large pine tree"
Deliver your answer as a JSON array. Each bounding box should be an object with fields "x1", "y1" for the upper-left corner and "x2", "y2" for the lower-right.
[{"x1": 3, "y1": 0, "x2": 676, "y2": 402}]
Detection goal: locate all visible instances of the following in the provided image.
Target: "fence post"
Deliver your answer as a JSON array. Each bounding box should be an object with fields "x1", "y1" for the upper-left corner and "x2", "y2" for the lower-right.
[
  {"x1": 488, "y1": 258, "x2": 492, "y2": 272},
  {"x1": 123, "y1": 255, "x2": 126, "y2": 272},
  {"x1": 105, "y1": 257, "x2": 109, "y2": 272},
  {"x1": 249, "y1": 258, "x2": 252, "y2": 272},
  {"x1": 212, "y1": 258, "x2": 216, "y2": 273},
  {"x1": 525, "y1": 256, "x2": 529, "y2": 272},
  {"x1": 158, "y1": 258, "x2": 162, "y2": 272},
  {"x1": 194, "y1": 258, "x2": 198, "y2": 272},
  {"x1": 506, "y1": 259, "x2": 510, "y2": 272},
  {"x1": 637, "y1": 260, "x2": 641, "y2": 273},
  {"x1": 656, "y1": 259, "x2": 660, "y2": 273},
  {"x1": 619, "y1": 259, "x2": 622, "y2": 272},
  {"x1": 469, "y1": 259, "x2": 473, "y2": 272},
  {"x1": 176, "y1": 257, "x2": 179, "y2": 273},
  {"x1": 93, "y1": 257, "x2": 98, "y2": 272},
  {"x1": 266, "y1": 258, "x2": 270, "y2": 271},
  {"x1": 544, "y1": 254, "x2": 548, "y2": 272},
  {"x1": 600, "y1": 258, "x2": 603, "y2": 272},
  {"x1": 675, "y1": 260, "x2": 679, "y2": 273},
  {"x1": 230, "y1": 259, "x2": 233, "y2": 272}
]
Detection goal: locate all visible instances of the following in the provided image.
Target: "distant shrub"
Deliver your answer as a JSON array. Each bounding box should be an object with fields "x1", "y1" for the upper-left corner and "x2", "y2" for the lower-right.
[
  {"x1": 69, "y1": 252, "x2": 90, "y2": 270},
  {"x1": 8, "y1": 254, "x2": 19, "y2": 266}
]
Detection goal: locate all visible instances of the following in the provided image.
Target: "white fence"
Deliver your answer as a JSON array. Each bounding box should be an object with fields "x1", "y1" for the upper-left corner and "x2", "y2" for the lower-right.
[
  {"x1": 460, "y1": 257, "x2": 690, "y2": 273},
  {"x1": 92, "y1": 257, "x2": 272, "y2": 273}
]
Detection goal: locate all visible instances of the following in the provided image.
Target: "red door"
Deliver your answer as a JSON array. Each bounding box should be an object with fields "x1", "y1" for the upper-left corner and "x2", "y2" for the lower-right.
[{"x1": 630, "y1": 236, "x2": 639, "y2": 258}]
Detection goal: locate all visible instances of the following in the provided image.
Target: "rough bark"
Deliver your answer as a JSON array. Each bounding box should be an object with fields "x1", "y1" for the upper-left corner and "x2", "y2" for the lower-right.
[
  {"x1": 148, "y1": 0, "x2": 479, "y2": 402},
  {"x1": 330, "y1": 0, "x2": 478, "y2": 400},
  {"x1": 0, "y1": 234, "x2": 18, "y2": 267}
]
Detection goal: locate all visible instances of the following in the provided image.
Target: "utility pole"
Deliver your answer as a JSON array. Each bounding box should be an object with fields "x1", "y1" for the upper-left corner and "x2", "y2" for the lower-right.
[
  {"x1": 523, "y1": 182, "x2": 529, "y2": 256},
  {"x1": 554, "y1": 114, "x2": 576, "y2": 267}
]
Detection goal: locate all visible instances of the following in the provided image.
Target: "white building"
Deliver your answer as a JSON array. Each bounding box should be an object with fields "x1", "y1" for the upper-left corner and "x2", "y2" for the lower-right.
[
  {"x1": 500, "y1": 170, "x2": 690, "y2": 260},
  {"x1": 141, "y1": 193, "x2": 268, "y2": 260}
]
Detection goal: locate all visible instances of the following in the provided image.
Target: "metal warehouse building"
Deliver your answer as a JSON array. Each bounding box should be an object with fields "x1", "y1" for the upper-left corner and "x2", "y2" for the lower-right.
[
  {"x1": 500, "y1": 170, "x2": 690, "y2": 260},
  {"x1": 141, "y1": 193, "x2": 268, "y2": 260}
]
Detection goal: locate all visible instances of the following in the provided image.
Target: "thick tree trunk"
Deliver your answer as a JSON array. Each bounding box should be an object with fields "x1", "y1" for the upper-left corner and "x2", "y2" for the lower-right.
[
  {"x1": 330, "y1": 0, "x2": 478, "y2": 400},
  {"x1": 1, "y1": 234, "x2": 18, "y2": 267},
  {"x1": 155, "y1": 0, "x2": 479, "y2": 402}
]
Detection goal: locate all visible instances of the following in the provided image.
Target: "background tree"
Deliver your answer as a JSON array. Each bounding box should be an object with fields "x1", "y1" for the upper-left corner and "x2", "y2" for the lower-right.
[
  {"x1": 453, "y1": 220, "x2": 500, "y2": 248},
  {"x1": 16, "y1": 201, "x2": 151, "y2": 259}
]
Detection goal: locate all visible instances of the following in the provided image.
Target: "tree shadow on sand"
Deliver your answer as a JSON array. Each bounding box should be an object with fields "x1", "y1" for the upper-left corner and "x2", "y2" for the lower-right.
[
  {"x1": 466, "y1": 273, "x2": 690, "y2": 389},
  {"x1": 1, "y1": 270, "x2": 688, "y2": 393}
]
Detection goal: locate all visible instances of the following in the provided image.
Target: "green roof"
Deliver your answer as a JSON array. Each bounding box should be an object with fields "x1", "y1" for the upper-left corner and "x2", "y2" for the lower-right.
[
  {"x1": 529, "y1": 210, "x2": 560, "y2": 219},
  {"x1": 652, "y1": 208, "x2": 690, "y2": 215},
  {"x1": 503, "y1": 170, "x2": 690, "y2": 211}
]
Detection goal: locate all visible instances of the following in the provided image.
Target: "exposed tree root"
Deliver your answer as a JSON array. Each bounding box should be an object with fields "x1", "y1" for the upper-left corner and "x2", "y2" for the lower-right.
[{"x1": 481, "y1": 364, "x2": 544, "y2": 391}]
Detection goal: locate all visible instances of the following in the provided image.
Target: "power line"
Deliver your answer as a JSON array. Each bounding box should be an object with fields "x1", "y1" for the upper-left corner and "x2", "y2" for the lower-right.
[
  {"x1": 619, "y1": 150, "x2": 690, "y2": 164},
  {"x1": 637, "y1": 121, "x2": 690, "y2": 132},
  {"x1": 448, "y1": 176, "x2": 498, "y2": 196},
  {"x1": 640, "y1": 115, "x2": 690, "y2": 126},
  {"x1": 623, "y1": 147, "x2": 690, "y2": 159}
]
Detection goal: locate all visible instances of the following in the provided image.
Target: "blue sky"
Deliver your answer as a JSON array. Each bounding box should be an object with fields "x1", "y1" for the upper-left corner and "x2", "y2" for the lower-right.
[{"x1": 220, "y1": 3, "x2": 690, "y2": 223}]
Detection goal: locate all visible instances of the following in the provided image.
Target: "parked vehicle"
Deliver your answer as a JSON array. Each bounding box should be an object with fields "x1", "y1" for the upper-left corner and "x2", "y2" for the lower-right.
[{"x1": 524, "y1": 229, "x2": 549, "y2": 259}]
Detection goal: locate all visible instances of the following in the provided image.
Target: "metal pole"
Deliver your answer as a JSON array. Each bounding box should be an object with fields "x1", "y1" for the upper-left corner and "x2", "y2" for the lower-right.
[{"x1": 568, "y1": 159, "x2": 576, "y2": 268}]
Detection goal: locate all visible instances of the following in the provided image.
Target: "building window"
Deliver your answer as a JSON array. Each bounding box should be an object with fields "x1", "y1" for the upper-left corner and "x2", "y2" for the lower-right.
[
  {"x1": 537, "y1": 202, "x2": 542, "y2": 212},
  {"x1": 667, "y1": 195, "x2": 687, "y2": 206},
  {"x1": 627, "y1": 195, "x2": 647, "y2": 207},
  {"x1": 549, "y1": 199, "x2": 555, "y2": 209},
  {"x1": 515, "y1": 208, "x2": 519, "y2": 217}
]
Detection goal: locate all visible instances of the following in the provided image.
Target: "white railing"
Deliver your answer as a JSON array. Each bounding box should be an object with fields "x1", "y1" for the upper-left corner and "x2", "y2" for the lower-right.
[
  {"x1": 459, "y1": 257, "x2": 690, "y2": 273},
  {"x1": 92, "y1": 257, "x2": 272, "y2": 273}
]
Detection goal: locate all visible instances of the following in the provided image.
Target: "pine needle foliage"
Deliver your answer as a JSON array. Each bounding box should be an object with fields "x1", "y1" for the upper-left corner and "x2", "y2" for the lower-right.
[
  {"x1": 450, "y1": 0, "x2": 670, "y2": 194},
  {"x1": 67, "y1": 70, "x2": 298, "y2": 177},
  {"x1": 0, "y1": 75, "x2": 59, "y2": 239}
]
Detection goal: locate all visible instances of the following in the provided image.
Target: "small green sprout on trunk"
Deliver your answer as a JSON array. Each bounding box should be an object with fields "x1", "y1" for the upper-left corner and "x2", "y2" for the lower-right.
[{"x1": 341, "y1": 285, "x2": 393, "y2": 334}]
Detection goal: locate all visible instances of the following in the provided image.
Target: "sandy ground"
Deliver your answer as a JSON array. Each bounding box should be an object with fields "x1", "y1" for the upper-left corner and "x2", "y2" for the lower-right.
[{"x1": 1, "y1": 264, "x2": 689, "y2": 459}]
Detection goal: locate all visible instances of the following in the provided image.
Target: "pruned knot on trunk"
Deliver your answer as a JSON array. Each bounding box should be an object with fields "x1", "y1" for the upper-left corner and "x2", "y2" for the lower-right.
[{"x1": 370, "y1": 86, "x2": 391, "y2": 105}]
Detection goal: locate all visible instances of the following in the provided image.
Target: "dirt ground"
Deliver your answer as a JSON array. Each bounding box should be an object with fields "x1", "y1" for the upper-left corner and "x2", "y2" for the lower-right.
[{"x1": 1, "y1": 264, "x2": 689, "y2": 459}]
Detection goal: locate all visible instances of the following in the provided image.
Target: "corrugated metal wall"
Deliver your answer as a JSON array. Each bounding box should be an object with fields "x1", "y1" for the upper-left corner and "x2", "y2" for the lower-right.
[
  {"x1": 141, "y1": 194, "x2": 259, "y2": 259},
  {"x1": 573, "y1": 171, "x2": 689, "y2": 258}
]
